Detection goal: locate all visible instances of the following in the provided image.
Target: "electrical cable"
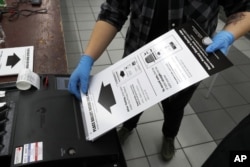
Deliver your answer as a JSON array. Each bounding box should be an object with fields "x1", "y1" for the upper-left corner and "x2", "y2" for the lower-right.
[
  {"x1": 0, "y1": 0, "x2": 47, "y2": 21},
  {"x1": 8, "y1": 8, "x2": 47, "y2": 21}
]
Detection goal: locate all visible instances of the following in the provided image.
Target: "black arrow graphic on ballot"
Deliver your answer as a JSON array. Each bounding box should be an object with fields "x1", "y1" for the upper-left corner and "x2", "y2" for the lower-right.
[
  {"x1": 6, "y1": 53, "x2": 20, "y2": 68},
  {"x1": 98, "y1": 82, "x2": 116, "y2": 113}
]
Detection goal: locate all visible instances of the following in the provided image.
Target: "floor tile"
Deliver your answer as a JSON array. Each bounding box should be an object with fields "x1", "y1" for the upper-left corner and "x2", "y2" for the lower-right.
[
  {"x1": 120, "y1": 27, "x2": 129, "y2": 37},
  {"x1": 190, "y1": 88, "x2": 222, "y2": 113},
  {"x1": 91, "y1": 65, "x2": 111, "y2": 75},
  {"x1": 242, "y1": 50, "x2": 250, "y2": 59},
  {"x1": 136, "y1": 121, "x2": 164, "y2": 156},
  {"x1": 72, "y1": 0, "x2": 90, "y2": 7},
  {"x1": 137, "y1": 121, "x2": 181, "y2": 156},
  {"x1": 227, "y1": 48, "x2": 250, "y2": 65},
  {"x1": 108, "y1": 50, "x2": 124, "y2": 64},
  {"x1": 65, "y1": 41, "x2": 83, "y2": 54},
  {"x1": 233, "y1": 38, "x2": 250, "y2": 51},
  {"x1": 197, "y1": 109, "x2": 236, "y2": 140},
  {"x1": 80, "y1": 40, "x2": 89, "y2": 51},
  {"x1": 226, "y1": 105, "x2": 250, "y2": 124},
  {"x1": 184, "y1": 104, "x2": 195, "y2": 115},
  {"x1": 64, "y1": 31, "x2": 80, "y2": 42},
  {"x1": 148, "y1": 149, "x2": 191, "y2": 167},
  {"x1": 177, "y1": 115, "x2": 213, "y2": 147},
  {"x1": 220, "y1": 66, "x2": 250, "y2": 84},
  {"x1": 77, "y1": 21, "x2": 96, "y2": 30},
  {"x1": 138, "y1": 104, "x2": 163, "y2": 124},
  {"x1": 118, "y1": 129, "x2": 145, "y2": 160},
  {"x1": 94, "y1": 51, "x2": 111, "y2": 65},
  {"x1": 233, "y1": 82, "x2": 250, "y2": 103},
  {"x1": 197, "y1": 81, "x2": 206, "y2": 89},
  {"x1": 215, "y1": 19, "x2": 224, "y2": 31},
  {"x1": 89, "y1": 0, "x2": 104, "y2": 6},
  {"x1": 214, "y1": 139, "x2": 223, "y2": 145},
  {"x1": 75, "y1": 13, "x2": 95, "y2": 22},
  {"x1": 183, "y1": 142, "x2": 217, "y2": 167},
  {"x1": 62, "y1": 21, "x2": 78, "y2": 31},
  {"x1": 91, "y1": 6, "x2": 102, "y2": 13},
  {"x1": 114, "y1": 32, "x2": 123, "y2": 38},
  {"x1": 79, "y1": 30, "x2": 93, "y2": 41},
  {"x1": 61, "y1": 13, "x2": 76, "y2": 22},
  {"x1": 126, "y1": 157, "x2": 150, "y2": 167},
  {"x1": 60, "y1": 7, "x2": 75, "y2": 14},
  {"x1": 238, "y1": 64, "x2": 250, "y2": 79},
  {"x1": 93, "y1": 12, "x2": 100, "y2": 20},
  {"x1": 201, "y1": 74, "x2": 228, "y2": 88},
  {"x1": 60, "y1": 0, "x2": 73, "y2": 8},
  {"x1": 74, "y1": 6, "x2": 93, "y2": 13},
  {"x1": 211, "y1": 85, "x2": 247, "y2": 108},
  {"x1": 107, "y1": 38, "x2": 125, "y2": 50},
  {"x1": 66, "y1": 53, "x2": 81, "y2": 69}
]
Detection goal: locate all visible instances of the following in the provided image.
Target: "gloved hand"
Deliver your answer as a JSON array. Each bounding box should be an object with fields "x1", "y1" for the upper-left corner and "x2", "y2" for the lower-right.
[
  {"x1": 68, "y1": 55, "x2": 94, "y2": 100},
  {"x1": 206, "y1": 30, "x2": 234, "y2": 55}
]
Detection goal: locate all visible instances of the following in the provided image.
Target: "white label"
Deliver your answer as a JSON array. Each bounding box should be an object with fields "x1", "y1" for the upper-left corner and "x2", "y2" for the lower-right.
[
  {"x1": 14, "y1": 147, "x2": 23, "y2": 165},
  {"x1": 23, "y1": 142, "x2": 43, "y2": 164}
]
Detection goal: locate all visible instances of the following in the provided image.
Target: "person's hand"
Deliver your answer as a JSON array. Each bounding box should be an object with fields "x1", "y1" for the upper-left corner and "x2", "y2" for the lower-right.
[
  {"x1": 206, "y1": 30, "x2": 234, "y2": 55},
  {"x1": 68, "y1": 55, "x2": 94, "y2": 100}
]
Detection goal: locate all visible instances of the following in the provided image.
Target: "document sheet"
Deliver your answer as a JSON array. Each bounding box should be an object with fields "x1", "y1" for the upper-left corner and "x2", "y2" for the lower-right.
[
  {"x1": 80, "y1": 21, "x2": 233, "y2": 141},
  {"x1": 0, "y1": 46, "x2": 34, "y2": 76}
]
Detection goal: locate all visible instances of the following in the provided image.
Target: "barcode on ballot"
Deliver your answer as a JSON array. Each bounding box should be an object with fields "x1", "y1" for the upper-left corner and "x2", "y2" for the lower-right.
[{"x1": 25, "y1": 48, "x2": 30, "y2": 68}]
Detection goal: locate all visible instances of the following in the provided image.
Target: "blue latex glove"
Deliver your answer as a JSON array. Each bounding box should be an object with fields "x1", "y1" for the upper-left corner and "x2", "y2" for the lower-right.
[
  {"x1": 206, "y1": 30, "x2": 234, "y2": 55},
  {"x1": 68, "y1": 55, "x2": 94, "y2": 99}
]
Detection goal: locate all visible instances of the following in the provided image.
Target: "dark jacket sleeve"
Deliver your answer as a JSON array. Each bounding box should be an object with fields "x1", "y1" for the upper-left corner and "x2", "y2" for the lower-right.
[
  {"x1": 220, "y1": 0, "x2": 250, "y2": 16},
  {"x1": 97, "y1": 0, "x2": 130, "y2": 31}
]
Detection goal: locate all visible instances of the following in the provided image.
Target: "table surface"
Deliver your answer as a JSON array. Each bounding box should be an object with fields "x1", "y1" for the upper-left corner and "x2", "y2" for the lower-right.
[{"x1": 0, "y1": 0, "x2": 67, "y2": 82}]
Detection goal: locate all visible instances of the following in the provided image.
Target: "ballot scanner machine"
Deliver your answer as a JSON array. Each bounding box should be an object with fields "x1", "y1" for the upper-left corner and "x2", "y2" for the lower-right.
[{"x1": 0, "y1": 75, "x2": 126, "y2": 167}]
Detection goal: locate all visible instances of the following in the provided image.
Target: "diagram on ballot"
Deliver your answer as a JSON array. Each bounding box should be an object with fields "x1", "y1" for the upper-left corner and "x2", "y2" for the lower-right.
[
  {"x1": 98, "y1": 83, "x2": 116, "y2": 113},
  {"x1": 0, "y1": 46, "x2": 34, "y2": 76},
  {"x1": 80, "y1": 21, "x2": 233, "y2": 141}
]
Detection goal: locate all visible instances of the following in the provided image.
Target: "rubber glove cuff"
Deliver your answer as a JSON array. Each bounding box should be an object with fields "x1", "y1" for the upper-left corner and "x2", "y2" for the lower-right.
[{"x1": 206, "y1": 30, "x2": 234, "y2": 55}]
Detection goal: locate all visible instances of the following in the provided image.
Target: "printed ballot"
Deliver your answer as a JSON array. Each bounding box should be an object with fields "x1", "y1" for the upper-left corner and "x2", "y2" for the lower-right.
[
  {"x1": 0, "y1": 46, "x2": 34, "y2": 76},
  {"x1": 80, "y1": 21, "x2": 233, "y2": 141}
]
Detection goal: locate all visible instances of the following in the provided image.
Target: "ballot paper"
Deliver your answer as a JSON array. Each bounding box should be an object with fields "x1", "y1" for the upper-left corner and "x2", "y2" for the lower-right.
[
  {"x1": 0, "y1": 46, "x2": 34, "y2": 76},
  {"x1": 80, "y1": 21, "x2": 233, "y2": 141}
]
